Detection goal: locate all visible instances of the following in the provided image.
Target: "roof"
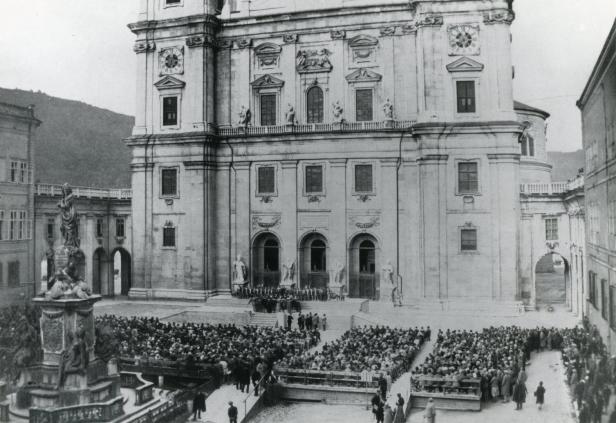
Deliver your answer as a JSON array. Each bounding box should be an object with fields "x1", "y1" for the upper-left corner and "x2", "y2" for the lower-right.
[
  {"x1": 514, "y1": 100, "x2": 550, "y2": 119},
  {"x1": 577, "y1": 18, "x2": 616, "y2": 109},
  {"x1": 0, "y1": 101, "x2": 41, "y2": 125}
]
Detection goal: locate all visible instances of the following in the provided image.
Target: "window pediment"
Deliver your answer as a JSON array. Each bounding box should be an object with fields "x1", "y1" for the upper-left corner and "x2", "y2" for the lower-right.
[
  {"x1": 346, "y1": 68, "x2": 382, "y2": 83},
  {"x1": 255, "y1": 43, "x2": 282, "y2": 56},
  {"x1": 446, "y1": 56, "x2": 484, "y2": 73},
  {"x1": 154, "y1": 75, "x2": 186, "y2": 90},
  {"x1": 251, "y1": 74, "x2": 285, "y2": 89},
  {"x1": 255, "y1": 43, "x2": 282, "y2": 69},
  {"x1": 349, "y1": 35, "x2": 379, "y2": 47}
]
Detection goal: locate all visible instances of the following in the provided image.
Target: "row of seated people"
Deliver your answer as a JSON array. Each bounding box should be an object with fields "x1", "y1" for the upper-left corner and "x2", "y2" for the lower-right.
[
  {"x1": 275, "y1": 326, "x2": 430, "y2": 387},
  {"x1": 412, "y1": 326, "x2": 532, "y2": 399},
  {"x1": 234, "y1": 286, "x2": 342, "y2": 302},
  {"x1": 95, "y1": 315, "x2": 321, "y2": 390}
]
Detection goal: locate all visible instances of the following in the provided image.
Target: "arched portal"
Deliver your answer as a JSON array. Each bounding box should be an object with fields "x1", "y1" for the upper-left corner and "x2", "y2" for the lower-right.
[
  {"x1": 299, "y1": 233, "x2": 328, "y2": 289},
  {"x1": 349, "y1": 234, "x2": 379, "y2": 300},
  {"x1": 112, "y1": 248, "x2": 132, "y2": 296},
  {"x1": 535, "y1": 253, "x2": 569, "y2": 306},
  {"x1": 92, "y1": 248, "x2": 108, "y2": 295},
  {"x1": 252, "y1": 233, "x2": 280, "y2": 288}
]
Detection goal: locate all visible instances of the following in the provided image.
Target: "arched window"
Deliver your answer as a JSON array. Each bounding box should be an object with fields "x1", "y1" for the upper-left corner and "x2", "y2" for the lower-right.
[
  {"x1": 359, "y1": 240, "x2": 375, "y2": 274},
  {"x1": 306, "y1": 86, "x2": 324, "y2": 124},
  {"x1": 310, "y1": 239, "x2": 326, "y2": 272}
]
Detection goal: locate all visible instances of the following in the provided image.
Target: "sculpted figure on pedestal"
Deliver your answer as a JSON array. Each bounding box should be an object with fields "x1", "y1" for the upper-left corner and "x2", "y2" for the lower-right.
[
  {"x1": 382, "y1": 260, "x2": 394, "y2": 285},
  {"x1": 332, "y1": 101, "x2": 345, "y2": 123},
  {"x1": 58, "y1": 183, "x2": 79, "y2": 248},
  {"x1": 232, "y1": 255, "x2": 247, "y2": 284},
  {"x1": 239, "y1": 106, "x2": 252, "y2": 128},
  {"x1": 383, "y1": 98, "x2": 394, "y2": 120},
  {"x1": 57, "y1": 329, "x2": 88, "y2": 388},
  {"x1": 285, "y1": 104, "x2": 297, "y2": 125}
]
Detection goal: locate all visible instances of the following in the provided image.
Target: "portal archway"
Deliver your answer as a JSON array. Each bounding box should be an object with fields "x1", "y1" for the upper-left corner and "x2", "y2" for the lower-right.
[
  {"x1": 299, "y1": 233, "x2": 328, "y2": 289},
  {"x1": 111, "y1": 248, "x2": 131, "y2": 296},
  {"x1": 535, "y1": 253, "x2": 569, "y2": 305},
  {"x1": 348, "y1": 234, "x2": 379, "y2": 300},
  {"x1": 252, "y1": 233, "x2": 281, "y2": 288}
]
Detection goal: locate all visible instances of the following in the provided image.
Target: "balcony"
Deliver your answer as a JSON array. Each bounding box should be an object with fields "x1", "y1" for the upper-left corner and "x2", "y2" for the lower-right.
[
  {"x1": 35, "y1": 184, "x2": 132, "y2": 200},
  {"x1": 519, "y1": 180, "x2": 583, "y2": 195},
  {"x1": 218, "y1": 120, "x2": 416, "y2": 137}
]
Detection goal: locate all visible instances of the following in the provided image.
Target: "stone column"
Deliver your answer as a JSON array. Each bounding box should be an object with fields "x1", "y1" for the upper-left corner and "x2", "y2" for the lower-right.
[
  {"x1": 280, "y1": 161, "x2": 298, "y2": 285},
  {"x1": 329, "y1": 159, "x2": 347, "y2": 290},
  {"x1": 379, "y1": 158, "x2": 398, "y2": 303}
]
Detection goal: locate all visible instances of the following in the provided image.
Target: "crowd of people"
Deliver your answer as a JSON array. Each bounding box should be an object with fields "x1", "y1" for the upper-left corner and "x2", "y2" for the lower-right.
[
  {"x1": 234, "y1": 286, "x2": 339, "y2": 302},
  {"x1": 95, "y1": 315, "x2": 320, "y2": 393},
  {"x1": 277, "y1": 326, "x2": 429, "y2": 377},
  {"x1": 0, "y1": 304, "x2": 41, "y2": 381}
]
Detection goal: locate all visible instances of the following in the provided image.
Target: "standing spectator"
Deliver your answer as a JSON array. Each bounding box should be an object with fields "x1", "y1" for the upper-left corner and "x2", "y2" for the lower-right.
[
  {"x1": 192, "y1": 391, "x2": 206, "y2": 421},
  {"x1": 286, "y1": 313, "x2": 293, "y2": 330},
  {"x1": 593, "y1": 394, "x2": 604, "y2": 423},
  {"x1": 306, "y1": 313, "x2": 313, "y2": 330},
  {"x1": 501, "y1": 370, "x2": 511, "y2": 403},
  {"x1": 378, "y1": 374, "x2": 387, "y2": 398},
  {"x1": 228, "y1": 401, "x2": 238, "y2": 423},
  {"x1": 313, "y1": 313, "x2": 320, "y2": 331},
  {"x1": 424, "y1": 398, "x2": 436, "y2": 423},
  {"x1": 251, "y1": 368, "x2": 261, "y2": 396},
  {"x1": 534, "y1": 381, "x2": 545, "y2": 410},
  {"x1": 512, "y1": 380, "x2": 527, "y2": 410},
  {"x1": 298, "y1": 313, "x2": 305, "y2": 330},
  {"x1": 383, "y1": 404, "x2": 394, "y2": 423},
  {"x1": 321, "y1": 314, "x2": 327, "y2": 331},
  {"x1": 394, "y1": 393, "x2": 405, "y2": 422}
]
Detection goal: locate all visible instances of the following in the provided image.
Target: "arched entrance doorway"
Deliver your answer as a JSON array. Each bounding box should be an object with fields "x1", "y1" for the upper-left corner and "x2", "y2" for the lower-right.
[
  {"x1": 92, "y1": 248, "x2": 108, "y2": 295},
  {"x1": 299, "y1": 233, "x2": 328, "y2": 289},
  {"x1": 112, "y1": 248, "x2": 131, "y2": 296},
  {"x1": 349, "y1": 234, "x2": 379, "y2": 300},
  {"x1": 535, "y1": 253, "x2": 569, "y2": 305},
  {"x1": 252, "y1": 233, "x2": 280, "y2": 288}
]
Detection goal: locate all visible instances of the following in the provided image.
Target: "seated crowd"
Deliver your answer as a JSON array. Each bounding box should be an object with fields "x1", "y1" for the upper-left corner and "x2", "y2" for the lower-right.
[{"x1": 277, "y1": 326, "x2": 429, "y2": 378}]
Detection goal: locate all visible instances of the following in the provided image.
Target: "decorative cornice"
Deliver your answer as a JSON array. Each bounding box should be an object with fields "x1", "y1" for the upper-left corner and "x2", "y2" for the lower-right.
[
  {"x1": 252, "y1": 214, "x2": 281, "y2": 230},
  {"x1": 185, "y1": 35, "x2": 216, "y2": 48},
  {"x1": 282, "y1": 34, "x2": 299, "y2": 44},
  {"x1": 254, "y1": 43, "x2": 282, "y2": 56},
  {"x1": 345, "y1": 68, "x2": 382, "y2": 83},
  {"x1": 483, "y1": 9, "x2": 515, "y2": 25},
  {"x1": 349, "y1": 34, "x2": 379, "y2": 47},
  {"x1": 418, "y1": 154, "x2": 449, "y2": 163},
  {"x1": 446, "y1": 56, "x2": 485, "y2": 73},
  {"x1": 235, "y1": 38, "x2": 252, "y2": 49},
  {"x1": 401, "y1": 24, "x2": 417, "y2": 34},
  {"x1": 330, "y1": 29, "x2": 346, "y2": 40},
  {"x1": 154, "y1": 75, "x2": 186, "y2": 90},
  {"x1": 128, "y1": 14, "x2": 220, "y2": 34},
  {"x1": 133, "y1": 40, "x2": 156, "y2": 54},
  {"x1": 379, "y1": 26, "x2": 397, "y2": 37},
  {"x1": 416, "y1": 14, "x2": 443, "y2": 28},
  {"x1": 250, "y1": 74, "x2": 285, "y2": 89},
  {"x1": 217, "y1": 39, "x2": 234, "y2": 49}
]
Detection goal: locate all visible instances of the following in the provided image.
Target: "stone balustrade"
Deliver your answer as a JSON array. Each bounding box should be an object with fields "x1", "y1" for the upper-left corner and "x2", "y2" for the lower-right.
[
  {"x1": 218, "y1": 120, "x2": 416, "y2": 137},
  {"x1": 520, "y1": 180, "x2": 583, "y2": 195},
  {"x1": 35, "y1": 184, "x2": 132, "y2": 200}
]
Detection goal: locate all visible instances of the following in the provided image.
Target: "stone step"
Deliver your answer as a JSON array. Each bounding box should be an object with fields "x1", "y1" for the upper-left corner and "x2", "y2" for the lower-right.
[
  {"x1": 249, "y1": 313, "x2": 278, "y2": 327},
  {"x1": 206, "y1": 295, "x2": 251, "y2": 308}
]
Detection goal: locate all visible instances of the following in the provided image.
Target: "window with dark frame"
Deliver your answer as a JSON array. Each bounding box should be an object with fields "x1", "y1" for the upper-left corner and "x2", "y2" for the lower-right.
[
  {"x1": 306, "y1": 86, "x2": 324, "y2": 124},
  {"x1": 528, "y1": 137, "x2": 535, "y2": 156},
  {"x1": 458, "y1": 162, "x2": 479, "y2": 193},
  {"x1": 305, "y1": 165, "x2": 323, "y2": 194},
  {"x1": 461, "y1": 229, "x2": 478, "y2": 251},
  {"x1": 0, "y1": 211, "x2": 5, "y2": 241},
  {"x1": 96, "y1": 218, "x2": 104, "y2": 238},
  {"x1": 0, "y1": 263, "x2": 3, "y2": 287},
  {"x1": 589, "y1": 271, "x2": 597, "y2": 308},
  {"x1": 47, "y1": 218, "x2": 55, "y2": 239},
  {"x1": 355, "y1": 89, "x2": 373, "y2": 122},
  {"x1": 456, "y1": 80, "x2": 476, "y2": 113},
  {"x1": 257, "y1": 166, "x2": 275, "y2": 194},
  {"x1": 260, "y1": 94, "x2": 277, "y2": 126},
  {"x1": 163, "y1": 226, "x2": 176, "y2": 248},
  {"x1": 521, "y1": 138, "x2": 528, "y2": 156},
  {"x1": 8, "y1": 261, "x2": 19, "y2": 287},
  {"x1": 602, "y1": 279, "x2": 608, "y2": 320},
  {"x1": 355, "y1": 164, "x2": 373, "y2": 193},
  {"x1": 161, "y1": 168, "x2": 178, "y2": 197},
  {"x1": 116, "y1": 218, "x2": 125, "y2": 238},
  {"x1": 545, "y1": 218, "x2": 559, "y2": 241},
  {"x1": 610, "y1": 286, "x2": 616, "y2": 329},
  {"x1": 162, "y1": 96, "x2": 178, "y2": 126},
  {"x1": 166, "y1": 0, "x2": 181, "y2": 5},
  {"x1": 310, "y1": 239, "x2": 327, "y2": 272}
]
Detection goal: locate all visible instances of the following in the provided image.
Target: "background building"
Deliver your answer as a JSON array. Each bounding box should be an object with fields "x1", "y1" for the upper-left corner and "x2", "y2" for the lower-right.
[
  {"x1": 578, "y1": 19, "x2": 616, "y2": 350},
  {"x1": 0, "y1": 102, "x2": 39, "y2": 305}
]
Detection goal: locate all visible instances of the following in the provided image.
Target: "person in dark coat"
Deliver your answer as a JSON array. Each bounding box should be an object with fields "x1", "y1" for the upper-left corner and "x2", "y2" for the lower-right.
[
  {"x1": 378, "y1": 374, "x2": 388, "y2": 398},
  {"x1": 192, "y1": 391, "x2": 206, "y2": 420},
  {"x1": 534, "y1": 381, "x2": 545, "y2": 410},
  {"x1": 512, "y1": 380, "x2": 527, "y2": 410},
  {"x1": 228, "y1": 401, "x2": 238, "y2": 423},
  {"x1": 251, "y1": 368, "x2": 261, "y2": 396}
]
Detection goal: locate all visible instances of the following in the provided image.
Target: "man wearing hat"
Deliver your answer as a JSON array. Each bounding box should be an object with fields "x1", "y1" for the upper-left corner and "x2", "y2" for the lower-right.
[{"x1": 228, "y1": 401, "x2": 238, "y2": 423}]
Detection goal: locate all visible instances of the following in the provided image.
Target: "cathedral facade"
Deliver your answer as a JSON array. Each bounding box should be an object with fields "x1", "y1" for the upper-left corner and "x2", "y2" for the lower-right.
[{"x1": 125, "y1": 0, "x2": 584, "y2": 311}]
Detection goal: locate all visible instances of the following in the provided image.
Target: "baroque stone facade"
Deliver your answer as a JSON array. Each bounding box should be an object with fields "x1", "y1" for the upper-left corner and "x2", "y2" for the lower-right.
[{"x1": 123, "y1": 0, "x2": 584, "y2": 309}]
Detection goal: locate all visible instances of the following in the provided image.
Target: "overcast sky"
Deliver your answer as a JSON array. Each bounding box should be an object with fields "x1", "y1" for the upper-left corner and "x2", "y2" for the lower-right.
[{"x1": 1, "y1": 0, "x2": 614, "y2": 152}]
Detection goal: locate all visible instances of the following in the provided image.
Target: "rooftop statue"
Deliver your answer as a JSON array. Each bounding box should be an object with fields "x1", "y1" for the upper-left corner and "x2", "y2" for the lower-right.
[{"x1": 58, "y1": 183, "x2": 79, "y2": 249}]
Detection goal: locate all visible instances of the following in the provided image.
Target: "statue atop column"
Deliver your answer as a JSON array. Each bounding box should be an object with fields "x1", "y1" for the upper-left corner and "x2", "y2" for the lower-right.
[{"x1": 58, "y1": 183, "x2": 79, "y2": 248}]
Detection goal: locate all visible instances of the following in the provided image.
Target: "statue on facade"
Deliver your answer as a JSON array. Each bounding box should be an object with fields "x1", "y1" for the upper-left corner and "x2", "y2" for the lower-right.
[
  {"x1": 285, "y1": 104, "x2": 297, "y2": 125},
  {"x1": 58, "y1": 183, "x2": 79, "y2": 248},
  {"x1": 333, "y1": 262, "x2": 345, "y2": 285},
  {"x1": 383, "y1": 98, "x2": 394, "y2": 120},
  {"x1": 281, "y1": 260, "x2": 295, "y2": 286},
  {"x1": 232, "y1": 255, "x2": 248, "y2": 285},
  {"x1": 382, "y1": 260, "x2": 394, "y2": 285},
  {"x1": 239, "y1": 106, "x2": 252, "y2": 128},
  {"x1": 57, "y1": 329, "x2": 88, "y2": 389},
  {"x1": 332, "y1": 101, "x2": 344, "y2": 123}
]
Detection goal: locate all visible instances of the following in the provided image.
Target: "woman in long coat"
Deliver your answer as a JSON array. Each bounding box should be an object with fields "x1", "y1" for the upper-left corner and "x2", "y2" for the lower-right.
[
  {"x1": 501, "y1": 371, "x2": 512, "y2": 403},
  {"x1": 513, "y1": 381, "x2": 527, "y2": 410}
]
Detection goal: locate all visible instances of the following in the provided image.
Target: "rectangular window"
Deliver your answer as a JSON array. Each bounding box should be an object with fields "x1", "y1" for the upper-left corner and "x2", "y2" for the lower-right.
[
  {"x1": 0, "y1": 211, "x2": 4, "y2": 241},
  {"x1": 18, "y1": 211, "x2": 26, "y2": 240},
  {"x1": 610, "y1": 286, "x2": 616, "y2": 330},
  {"x1": 545, "y1": 218, "x2": 559, "y2": 241},
  {"x1": 166, "y1": 0, "x2": 181, "y2": 4},
  {"x1": 162, "y1": 96, "x2": 178, "y2": 126},
  {"x1": 602, "y1": 279, "x2": 608, "y2": 320},
  {"x1": 0, "y1": 263, "x2": 3, "y2": 287},
  {"x1": 9, "y1": 211, "x2": 17, "y2": 240},
  {"x1": 8, "y1": 261, "x2": 19, "y2": 287},
  {"x1": 461, "y1": 229, "x2": 478, "y2": 251},
  {"x1": 47, "y1": 218, "x2": 55, "y2": 239},
  {"x1": 161, "y1": 168, "x2": 178, "y2": 197},
  {"x1": 257, "y1": 166, "x2": 275, "y2": 194},
  {"x1": 305, "y1": 165, "x2": 323, "y2": 194},
  {"x1": 355, "y1": 89, "x2": 373, "y2": 122},
  {"x1": 20, "y1": 162, "x2": 28, "y2": 183},
  {"x1": 96, "y1": 218, "x2": 104, "y2": 238},
  {"x1": 10, "y1": 162, "x2": 18, "y2": 183},
  {"x1": 355, "y1": 164, "x2": 373, "y2": 193},
  {"x1": 528, "y1": 138, "x2": 535, "y2": 157},
  {"x1": 521, "y1": 139, "x2": 528, "y2": 156},
  {"x1": 456, "y1": 81, "x2": 476, "y2": 113},
  {"x1": 589, "y1": 271, "x2": 597, "y2": 308},
  {"x1": 260, "y1": 94, "x2": 277, "y2": 126},
  {"x1": 116, "y1": 218, "x2": 125, "y2": 238},
  {"x1": 458, "y1": 162, "x2": 479, "y2": 193},
  {"x1": 163, "y1": 227, "x2": 176, "y2": 248}
]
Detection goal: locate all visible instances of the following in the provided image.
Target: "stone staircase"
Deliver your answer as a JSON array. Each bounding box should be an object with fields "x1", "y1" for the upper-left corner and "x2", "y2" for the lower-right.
[
  {"x1": 206, "y1": 294, "x2": 252, "y2": 308},
  {"x1": 249, "y1": 312, "x2": 278, "y2": 327}
]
